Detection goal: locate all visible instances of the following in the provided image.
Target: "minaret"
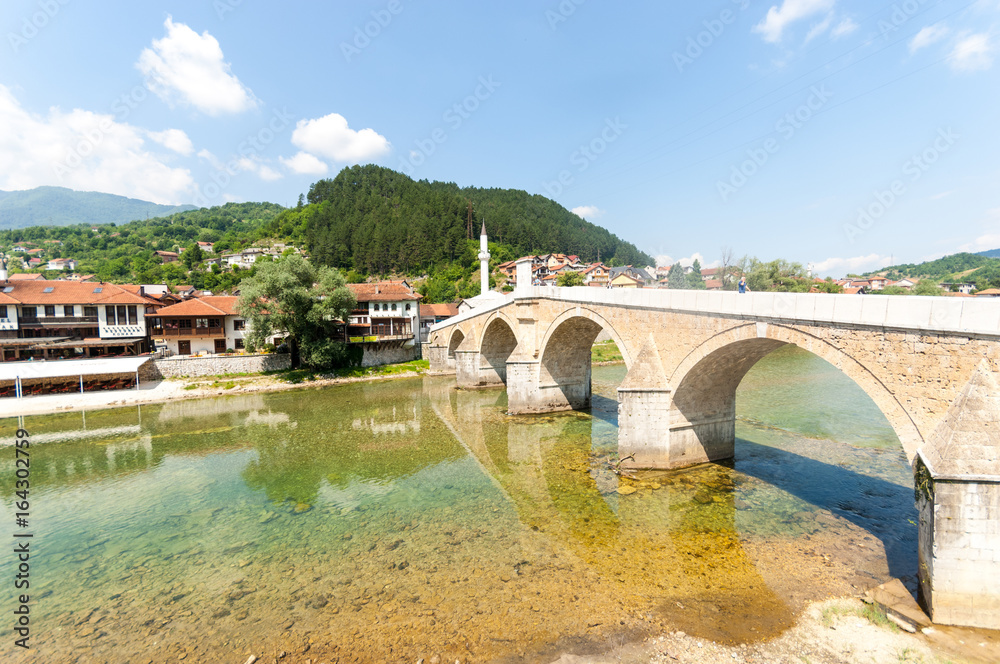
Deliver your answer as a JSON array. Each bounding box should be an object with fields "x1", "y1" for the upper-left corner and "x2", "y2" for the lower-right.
[{"x1": 478, "y1": 220, "x2": 491, "y2": 295}]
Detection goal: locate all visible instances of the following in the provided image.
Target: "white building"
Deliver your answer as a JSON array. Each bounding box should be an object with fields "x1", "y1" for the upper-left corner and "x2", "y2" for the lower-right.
[{"x1": 147, "y1": 296, "x2": 248, "y2": 356}]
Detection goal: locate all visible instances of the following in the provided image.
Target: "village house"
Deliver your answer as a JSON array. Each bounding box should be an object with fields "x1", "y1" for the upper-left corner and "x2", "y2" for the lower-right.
[
  {"x1": 419, "y1": 302, "x2": 458, "y2": 343},
  {"x1": 147, "y1": 296, "x2": 247, "y2": 356},
  {"x1": 223, "y1": 247, "x2": 271, "y2": 268},
  {"x1": 46, "y1": 258, "x2": 78, "y2": 271},
  {"x1": 581, "y1": 264, "x2": 610, "y2": 285},
  {"x1": 155, "y1": 250, "x2": 179, "y2": 263},
  {"x1": 345, "y1": 281, "x2": 421, "y2": 342},
  {"x1": 0, "y1": 279, "x2": 151, "y2": 361}
]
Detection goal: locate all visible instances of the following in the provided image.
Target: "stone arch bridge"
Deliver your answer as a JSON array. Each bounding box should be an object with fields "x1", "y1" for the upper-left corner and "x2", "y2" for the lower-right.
[{"x1": 424, "y1": 286, "x2": 1000, "y2": 630}]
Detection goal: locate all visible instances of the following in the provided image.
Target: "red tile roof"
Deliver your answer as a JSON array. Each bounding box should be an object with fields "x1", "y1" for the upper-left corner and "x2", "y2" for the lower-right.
[
  {"x1": 0, "y1": 280, "x2": 149, "y2": 305},
  {"x1": 347, "y1": 282, "x2": 421, "y2": 302},
  {"x1": 8, "y1": 273, "x2": 44, "y2": 281},
  {"x1": 154, "y1": 296, "x2": 240, "y2": 317},
  {"x1": 420, "y1": 303, "x2": 459, "y2": 318}
]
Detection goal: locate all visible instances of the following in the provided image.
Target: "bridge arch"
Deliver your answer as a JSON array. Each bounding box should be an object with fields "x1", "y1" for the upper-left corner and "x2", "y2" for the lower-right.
[
  {"x1": 478, "y1": 312, "x2": 519, "y2": 385},
  {"x1": 669, "y1": 323, "x2": 923, "y2": 462},
  {"x1": 447, "y1": 328, "x2": 466, "y2": 360},
  {"x1": 535, "y1": 308, "x2": 631, "y2": 411}
]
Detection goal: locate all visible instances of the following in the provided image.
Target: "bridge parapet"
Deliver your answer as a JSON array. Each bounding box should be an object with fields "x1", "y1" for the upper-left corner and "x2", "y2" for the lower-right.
[{"x1": 429, "y1": 287, "x2": 1000, "y2": 337}]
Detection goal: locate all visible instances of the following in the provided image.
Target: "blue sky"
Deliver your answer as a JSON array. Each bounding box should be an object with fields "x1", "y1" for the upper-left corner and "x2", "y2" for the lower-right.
[{"x1": 1, "y1": 0, "x2": 998, "y2": 275}]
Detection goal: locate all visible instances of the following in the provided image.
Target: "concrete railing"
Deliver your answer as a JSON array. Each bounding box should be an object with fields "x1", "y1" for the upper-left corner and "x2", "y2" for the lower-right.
[{"x1": 430, "y1": 287, "x2": 1000, "y2": 337}]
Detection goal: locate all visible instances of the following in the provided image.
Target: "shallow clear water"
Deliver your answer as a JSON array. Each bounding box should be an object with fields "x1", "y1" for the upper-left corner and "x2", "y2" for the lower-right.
[{"x1": 0, "y1": 346, "x2": 916, "y2": 663}]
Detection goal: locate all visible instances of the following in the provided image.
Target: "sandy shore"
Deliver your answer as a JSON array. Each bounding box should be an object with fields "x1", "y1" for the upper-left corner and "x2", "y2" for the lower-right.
[{"x1": 554, "y1": 597, "x2": 996, "y2": 664}]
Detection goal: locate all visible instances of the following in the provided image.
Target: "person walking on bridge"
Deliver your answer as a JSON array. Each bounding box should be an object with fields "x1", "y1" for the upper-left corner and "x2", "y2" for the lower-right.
[{"x1": 738, "y1": 276, "x2": 750, "y2": 293}]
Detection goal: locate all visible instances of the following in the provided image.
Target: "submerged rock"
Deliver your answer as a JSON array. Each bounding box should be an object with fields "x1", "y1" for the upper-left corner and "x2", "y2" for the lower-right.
[
  {"x1": 293, "y1": 503, "x2": 313, "y2": 514},
  {"x1": 616, "y1": 485, "x2": 637, "y2": 496}
]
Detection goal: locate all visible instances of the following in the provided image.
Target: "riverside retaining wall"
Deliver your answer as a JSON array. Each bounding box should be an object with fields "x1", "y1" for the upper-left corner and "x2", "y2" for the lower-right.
[{"x1": 146, "y1": 354, "x2": 291, "y2": 379}]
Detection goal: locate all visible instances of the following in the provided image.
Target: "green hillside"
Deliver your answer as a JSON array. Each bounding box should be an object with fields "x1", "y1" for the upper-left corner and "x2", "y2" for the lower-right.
[
  {"x1": 868, "y1": 252, "x2": 1000, "y2": 291},
  {"x1": 270, "y1": 165, "x2": 653, "y2": 275},
  {"x1": 0, "y1": 167, "x2": 653, "y2": 301},
  {"x1": 0, "y1": 186, "x2": 195, "y2": 229}
]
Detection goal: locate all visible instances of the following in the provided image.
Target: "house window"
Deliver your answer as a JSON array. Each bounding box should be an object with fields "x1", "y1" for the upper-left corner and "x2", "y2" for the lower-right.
[
  {"x1": 106, "y1": 306, "x2": 117, "y2": 325},
  {"x1": 128, "y1": 306, "x2": 137, "y2": 325},
  {"x1": 44, "y1": 306, "x2": 55, "y2": 317},
  {"x1": 233, "y1": 319, "x2": 245, "y2": 331},
  {"x1": 64, "y1": 305, "x2": 75, "y2": 316},
  {"x1": 0, "y1": 306, "x2": 6, "y2": 319},
  {"x1": 84, "y1": 306, "x2": 97, "y2": 317},
  {"x1": 178, "y1": 319, "x2": 192, "y2": 329},
  {"x1": 196, "y1": 318, "x2": 208, "y2": 328},
  {"x1": 235, "y1": 338, "x2": 245, "y2": 349},
  {"x1": 405, "y1": 303, "x2": 411, "y2": 312},
  {"x1": 23, "y1": 307, "x2": 36, "y2": 319},
  {"x1": 391, "y1": 303, "x2": 397, "y2": 311},
  {"x1": 117, "y1": 306, "x2": 127, "y2": 326}
]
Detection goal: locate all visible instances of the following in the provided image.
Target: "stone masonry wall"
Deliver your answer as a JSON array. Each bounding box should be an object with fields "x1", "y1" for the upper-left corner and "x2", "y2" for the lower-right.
[
  {"x1": 361, "y1": 344, "x2": 420, "y2": 368},
  {"x1": 922, "y1": 480, "x2": 1000, "y2": 629},
  {"x1": 148, "y1": 354, "x2": 291, "y2": 378}
]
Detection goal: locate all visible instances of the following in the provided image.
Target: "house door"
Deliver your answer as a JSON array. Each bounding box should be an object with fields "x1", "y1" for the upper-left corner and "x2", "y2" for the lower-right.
[
  {"x1": 178, "y1": 340, "x2": 191, "y2": 355},
  {"x1": 214, "y1": 339, "x2": 226, "y2": 354}
]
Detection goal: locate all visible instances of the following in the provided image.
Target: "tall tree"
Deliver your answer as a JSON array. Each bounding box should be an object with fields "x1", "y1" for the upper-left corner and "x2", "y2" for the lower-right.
[
  {"x1": 667, "y1": 263, "x2": 686, "y2": 289},
  {"x1": 557, "y1": 270, "x2": 585, "y2": 287},
  {"x1": 686, "y1": 258, "x2": 707, "y2": 289},
  {"x1": 238, "y1": 254, "x2": 357, "y2": 369}
]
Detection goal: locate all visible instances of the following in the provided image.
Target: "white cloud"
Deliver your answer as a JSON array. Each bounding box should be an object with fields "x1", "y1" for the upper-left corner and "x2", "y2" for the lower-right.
[
  {"x1": 929, "y1": 190, "x2": 955, "y2": 200},
  {"x1": 571, "y1": 205, "x2": 604, "y2": 219},
  {"x1": 137, "y1": 17, "x2": 258, "y2": 116},
  {"x1": 804, "y1": 13, "x2": 834, "y2": 44},
  {"x1": 831, "y1": 17, "x2": 858, "y2": 38},
  {"x1": 280, "y1": 151, "x2": 329, "y2": 176},
  {"x1": 290, "y1": 113, "x2": 390, "y2": 163},
  {"x1": 948, "y1": 32, "x2": 994, "y2": 71},
  {"x1": 146, "y1": 128, "x2": 194, "y2": 156},
  {"x1": 957, "y1": 209, "x2": 1000, "y2": 253},
  {"x1": 0, "y1": 84, "x2": 193, "y2": 205},
  {"x1": 753, "y1": 0, "x2": 836, "y2": 43},
  {"x1": 909, "y1": 24, "x2": 951, "y2": 54},
  {"x1": 811, "y1": 254, "x2": 892, "y2": 276},
  {"x1": 655, "y1": 252, "x2": 715, "y2": 268},
  {"x1": 257, "y1": 165, "x2": 282, "y2": 182}
]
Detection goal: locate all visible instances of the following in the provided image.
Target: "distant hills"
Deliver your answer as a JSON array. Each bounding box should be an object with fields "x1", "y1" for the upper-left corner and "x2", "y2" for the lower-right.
[
  {"x1": 866, "y1": 251, "x2": 1000, "y2": 290},
  {"x1": 0, "y1": 186, "x2": 195, "y2": 229},
  {"x1": 976, "y1": 248, "x2": 1000, "y2": 259}
]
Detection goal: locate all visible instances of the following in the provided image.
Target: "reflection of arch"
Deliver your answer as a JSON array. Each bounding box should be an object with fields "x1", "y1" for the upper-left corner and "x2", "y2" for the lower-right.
[
  {"x1": 670, "y1": 323, "x2": 923, "y2": 461},
  {"x1": 447, "y1": 328, "x2": 466, "y2": 360},
  {"x1": 479, "y1": 314, "x2": 518, "y2": 385}
]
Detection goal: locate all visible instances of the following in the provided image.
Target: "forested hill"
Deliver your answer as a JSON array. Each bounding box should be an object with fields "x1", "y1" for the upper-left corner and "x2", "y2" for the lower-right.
[
  {"x1": 277, "y1": 165, "x2": 652, "y2": 274},
  {"x1": 0, "y1": 186, "x2": 195, "y2": 229}
]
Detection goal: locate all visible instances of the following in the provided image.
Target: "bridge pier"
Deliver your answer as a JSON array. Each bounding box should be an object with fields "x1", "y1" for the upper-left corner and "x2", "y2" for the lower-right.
[
  {"x1": 455, "y1": 349, "x2": 505, "y2": 389},
  {"x1": 507, "y1": 358, "x2": 593, "y2": 413},
  {"x1": 914, "y1": 362, "x2": 1000, "y2": 630},
  {"x1": 424, "y1": 343, "x2": 455, "y2": 374}
]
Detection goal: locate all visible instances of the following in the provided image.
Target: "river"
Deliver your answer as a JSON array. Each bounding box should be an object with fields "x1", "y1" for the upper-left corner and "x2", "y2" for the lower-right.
[{"x1": 0, "y1": 346, "x2": 916, "y2": 663}]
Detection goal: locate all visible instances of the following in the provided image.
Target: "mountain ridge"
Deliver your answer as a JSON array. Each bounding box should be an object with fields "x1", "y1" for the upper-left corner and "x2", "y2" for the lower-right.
[{"x1": 0, "y1": 186, "x2": 195, "y2": 229}]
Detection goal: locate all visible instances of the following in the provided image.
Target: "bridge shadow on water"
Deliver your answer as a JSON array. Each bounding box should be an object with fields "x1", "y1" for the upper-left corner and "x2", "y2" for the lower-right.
[
  {"x1": 732, "y1": 437, "x2": 918, "y2": 580},
  {"x1": 588, "y1": 393, "x2": 620, "y2": 426}
]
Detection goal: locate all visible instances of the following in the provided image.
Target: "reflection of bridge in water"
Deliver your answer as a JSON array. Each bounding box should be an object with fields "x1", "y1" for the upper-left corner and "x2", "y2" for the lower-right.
[
  {"x1": 423, "y1": 380, "x2": 797, "y2": 642},
  {"x1": 425, "y1": 283, "x2": 1000, "y2": 629}
]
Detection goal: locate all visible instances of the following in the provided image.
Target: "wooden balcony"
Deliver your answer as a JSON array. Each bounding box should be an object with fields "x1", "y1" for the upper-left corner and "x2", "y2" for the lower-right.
[
  {"x1": 20, "y1": 316, "x2": 100, "y2": 327},
  {"x1": 153, "y1": 327, "x2": 223, "y2": 337}
]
